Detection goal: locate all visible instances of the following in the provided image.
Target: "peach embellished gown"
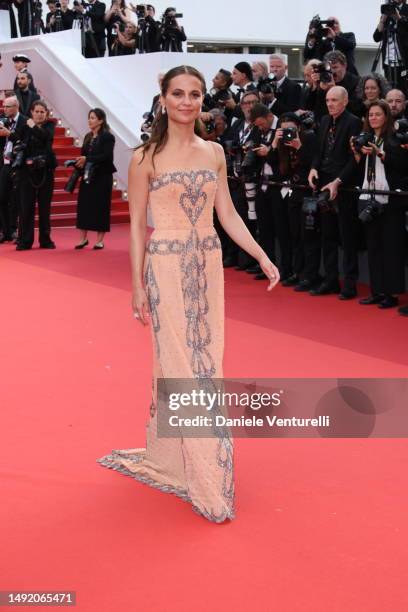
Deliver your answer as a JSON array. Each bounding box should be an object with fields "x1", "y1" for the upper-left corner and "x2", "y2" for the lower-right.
[{"x1": 97, "y1": 167, "x2": 235, "y2": 523}]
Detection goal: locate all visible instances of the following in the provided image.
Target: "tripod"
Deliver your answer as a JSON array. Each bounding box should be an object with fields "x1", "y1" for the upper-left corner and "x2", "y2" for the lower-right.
[
  {"x1": 73, "y1": 13, "x2": 100, "y2": 57},
  {"x1": 161, "y1": 31, "x2": 180, "y2": 52},
  {"x1": 372, "y1": 15, "x2": 407, "y2": 90}
]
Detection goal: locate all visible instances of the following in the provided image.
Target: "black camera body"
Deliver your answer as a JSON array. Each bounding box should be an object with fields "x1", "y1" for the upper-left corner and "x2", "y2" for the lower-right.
[
  {"x1": 317, "y1": 189, "x2": 335, "y2": 212},
  {"x1": 26, "y1": 155, "x2": 47, "y2": 170},
  {"x1": 163, "y1": 8, "x2": 183, "y2": 27},
  {"x1": 11, "y1": 141, "x2": 27, "y2": 170},
  {"x1": 352, "y1": 132, "x2": 373, "y2": 152},
  {"x1": 381, "y1": 0, "x2": 400, "y2": 16},
  {"x1": 358, "y1": 198, "x2": 386, "y2": 223},
  {"x1": 204, "y1": 88, "x2": 232, "y2": 110},
  {"x1": 257, "y1": 73, "x2": 277, "y2": 95},
  {"x1": 310, "y1": 15, "x2": 336, "y2": 40},
  {"x1": 0, "y1": 116, "x2": 11, "y2": 129},
  {"x1": 313, "y1": 62, "x2": 333, "y2": 84},
  {"x1": 394, "y1": 118, "x2": 408, "y2": 144},
  {"x1": 299, "y1": 111, "x2": 315, "y2": 131},
  {"x1": 281, "y1": 127, "x2": 298, "y2": 144}
]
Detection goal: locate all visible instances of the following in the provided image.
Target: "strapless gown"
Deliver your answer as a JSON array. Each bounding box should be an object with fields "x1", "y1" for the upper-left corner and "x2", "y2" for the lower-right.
[{"x1": 97, "y1": 169, "x2": 235, "y2": 523}]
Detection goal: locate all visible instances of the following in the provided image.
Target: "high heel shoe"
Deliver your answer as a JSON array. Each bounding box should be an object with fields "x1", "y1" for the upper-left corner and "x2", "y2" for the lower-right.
[
  {"x1": 75, "y1": 239, "x2": 89, "y2": 249},
  {"x1": 93, "y1": 242, "x2": 104, "y2": 250}
]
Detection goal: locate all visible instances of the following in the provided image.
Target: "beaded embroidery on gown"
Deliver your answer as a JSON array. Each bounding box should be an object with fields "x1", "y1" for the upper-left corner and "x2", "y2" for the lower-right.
[{"x1": 97, "y1": 167, "x2": 235, "y2": 523}]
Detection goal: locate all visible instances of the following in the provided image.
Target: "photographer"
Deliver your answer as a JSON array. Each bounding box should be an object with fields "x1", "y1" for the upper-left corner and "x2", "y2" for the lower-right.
[
  {"x1": 46, "y1": 0, "x2": 74, "y2": 31},
  {"x1": 203, "y1": 69, "x2": 235, "y2": 125},
  {"x1": 351, "y1": 99, "x2": 408, "y2": 309},
  {"x1": 130, "y1": 4, "x2": 160, "y2": 52},
  {"x1": 111, "y1": 20, "x2": 137, "y2": 54},
  {"x1": 222, "y1": 90, "x2": 260, "y2": 269},
  {"x1": 0, "y1": 96, "x2": 27, "y2": 244},
  {"x1": 75, "y1": 108, "x2": 116, "y2": 250},
  {"x1": 252, "y1": 62, "x2": 269, "y2": 86},
  {"x1": 105, "y1": 0, "x2": 132, "y2": 54},
  {"x1": 373, "y1": 0, "x2": 408, "y2": 94},
  {"x1": 16, "y1": 100, "x2": 57, "y2": 251},
  {"x1": 308, "y1": 86, "x2": 362, "y2": 299},
  {"x1": 158, "y1": 7, "x2": 186, "y2": 52},
  {"x1": 304, "y1": 15, "x2": 358, "y2": 75},
  {"x1": 15, "y1": 72, "x2": 40, "y2": 117},
  {"x1": 385, "y1": 88, "x2": 408, "y2": 117},
  {"x1": 269, "y1": 112, "x2": 320, "y2": 290},
  {"x1": 74, "y1": 0, "x2": 107, "y2": 58},
  {"x1": 268, "y1": 54, "x2": 301, "y2": 114}
]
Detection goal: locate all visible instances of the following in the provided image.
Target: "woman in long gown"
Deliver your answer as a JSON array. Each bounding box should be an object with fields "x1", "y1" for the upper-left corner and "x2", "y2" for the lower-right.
[{"x1": 97, "y1": 65, "x2": 280, "y2": 523}]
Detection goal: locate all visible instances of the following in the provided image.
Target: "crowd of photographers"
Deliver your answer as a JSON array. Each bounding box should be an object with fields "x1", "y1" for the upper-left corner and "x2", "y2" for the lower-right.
[
  {"x1": 3, "y1": 0, "x2": 185, "y2": 57},
  {"x1": 140, "y1": 4, "x2": 408, "y2": 317}
]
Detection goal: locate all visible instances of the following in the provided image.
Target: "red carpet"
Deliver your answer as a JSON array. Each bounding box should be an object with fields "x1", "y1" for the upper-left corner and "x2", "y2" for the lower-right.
[{"x1": 1, "y1": 226, "x2": 407, "y2": 611}]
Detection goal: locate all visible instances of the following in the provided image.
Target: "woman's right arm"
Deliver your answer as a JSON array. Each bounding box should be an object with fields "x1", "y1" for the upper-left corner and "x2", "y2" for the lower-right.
[{"x1": 128, "y1": 148, "x2": 151, "y2": 324}]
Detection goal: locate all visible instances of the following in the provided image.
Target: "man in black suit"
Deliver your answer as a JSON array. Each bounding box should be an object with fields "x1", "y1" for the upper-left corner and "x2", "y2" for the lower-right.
[
  {"x1": 15, "y1": 72, "x2": 40, "y2": 117},
  {"x1": 268, "y1": 54, "x2": 301, "y2": 114},
  {"x1": 0, "y1": 96, "x2": 27, "y2": 243},
  {"x1": 373, "y1": 0, "x2": 408, "y2": 95},
  {"x1": 308, "y1": 86, "x2": 362, "y2": 299},
  {"x1": 304, "y1": 16, "x2": 358, "y2": 75},
  {"x1": 12, "y1": 54, "x2": 37, "y2": 92},
  {"x1": 74, "y1": 0, "x2": 106, "y2": 57}
]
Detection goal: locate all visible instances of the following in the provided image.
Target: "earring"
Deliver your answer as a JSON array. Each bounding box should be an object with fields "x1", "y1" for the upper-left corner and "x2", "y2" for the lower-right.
[{"x1": 162, "y1": 106, "x2": 166, "y2": 114}]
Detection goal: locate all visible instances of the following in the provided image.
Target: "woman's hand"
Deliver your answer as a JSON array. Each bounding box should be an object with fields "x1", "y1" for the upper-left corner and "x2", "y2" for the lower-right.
[
  {"x1": 350, "y1": 136, "x2": 361, "y2": 163},
  {"x1": 254, "y1": 144, "x2": 271, "y2": 157},
  {"x1": 27, "y1": 118, "x2": 35, "y2": 129},
  {"x1": 132, "y1": 287, "x2": 150, "y2": 326},
  {"x1": 271, "y1": 128, "x2": 283, "y2": 149},
  {"x1": 75, "y1": 156, "x2": 86, "y2": 168},
  {"x1": 285, "y1": 135, "x2": 302, "y2": 150},
  {"x1": 258, "y1": 254, "x2": 280, "y2": 291}
]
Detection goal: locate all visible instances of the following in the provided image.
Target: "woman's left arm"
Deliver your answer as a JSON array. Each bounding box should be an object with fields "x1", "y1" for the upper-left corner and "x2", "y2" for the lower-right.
[{"x1": 212, "y1": 142, "x2": 280, "y2": 290}]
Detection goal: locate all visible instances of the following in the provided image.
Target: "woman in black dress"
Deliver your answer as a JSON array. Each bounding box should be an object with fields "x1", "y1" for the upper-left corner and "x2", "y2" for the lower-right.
[{"x1": 75, "y1": 108, "x2": 116, "y2": 250}]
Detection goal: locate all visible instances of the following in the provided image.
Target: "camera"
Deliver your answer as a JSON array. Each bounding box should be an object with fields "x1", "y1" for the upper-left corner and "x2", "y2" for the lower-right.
[
  {"x1": 351, "y1": 132, "x2": 373, "y2": 152},
  {"x1": 257, "y1": 73, "x2": 277, "y2": 95},
  {"x1": 317, "y1": 189, "x2": 335, "y2": 212},
  {"x1": 302, "y1": 196, "x2": 320, "y2": 231},
  {"x1": 358, "y1": 198, "x2": 386, "y2": 223},
  {"x1": 163, "y1": 8, "x2": 183, "y2": 27},
  {"x1": 0, "y1": 117, "x2": 11, "y2": 129},
  {"x1": 299, "y1": 111, "x2": 315, "y2": 131},
  {"x1": 11, "y1": 142, "x2": 27, "y2": 170},
  {"x1": 309, "y1": 15, "x2": 336, "y2": 40},
  {"x1": 204, "y1": 88, "x2": 232, "y2": 110},
  {"x1": 381, "y1": 0, "x2": 400, "y2": 16},
  {"x1": 64, "y1": 160, "x2": 82, "y2": 192},
  {"x1": 136, "y1": 3, "x2": 146, "y2": 18},
  {"x1": 394, "y1": 118, "x2": 408, "y2": 144},
  {"x1": 241, "y1": 140, "x2": 260, "y2": 175},
  {"x1": 281, "y1": 127, "x2": 298, "y2": 144},
  {"x1": 26, "y1": 155, "x2": 47, "y2": 170},
  {"x1": 312, "y1": 62, "x2": 333, "y2": 84}
]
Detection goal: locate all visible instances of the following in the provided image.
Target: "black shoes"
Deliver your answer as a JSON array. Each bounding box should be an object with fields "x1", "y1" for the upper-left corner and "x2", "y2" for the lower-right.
[
  {"x1": 398, "y1": 305, "x2": 408, "y2": 317},
  {"x1": 310, "y1": 282, "x2": 341, "y2": 296},
  {"x1": 254, "y1": 272, "x2": 268, "y2": 280},
  {"x1": 359, "y1": 294, "x2": 385, "y2": 305},
  {"x1": 16, "y1": 244, "x2": 31, "y2": 251},
  {"x1": 378, "y1": 295, "x2": 399, "y2": 309},
  {"x1": 294, "y1": 279, "x2": 319, "y2": 292},
  {"x1": 281, "y1": 274, "x2": 298, "y2": 287},
  {"x1": 338, "y1": 289, "x2": 357, "y2": 300},
  {"x1": 75, "y1": 239, "x2": 89, "y2": 249},
  {"x1": 0, "y1": 235, "x2": 13, "y2": 244},
  {"x1": 40, "y1": 242, "x2": 56, "y2": 249},
  {"x1": 222, "y1": 257, "x2": 237, "y2": 268},
  {"x1": 246, "y1": 264, "x2": 262, "y2": 274},
  {"x1": 93, "y1": 243, "x2": 104, "y2": 250}
]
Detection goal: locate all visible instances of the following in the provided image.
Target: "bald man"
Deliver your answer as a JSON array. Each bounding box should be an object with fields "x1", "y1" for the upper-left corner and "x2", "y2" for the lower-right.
[
  {"x1": 308, "y1": 85, "x2": 362, "y2": 299},
  {"x1": 385, "y1": 89, "x2": 407, "y2": 119}
]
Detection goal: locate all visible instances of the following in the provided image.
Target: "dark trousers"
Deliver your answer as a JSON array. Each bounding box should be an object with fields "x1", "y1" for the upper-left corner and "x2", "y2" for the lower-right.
[
  {"x1": 85, "y1": 32, "x2": 106, "y2": 58},
  {"x1": 254, "y1": 186, "x2": 276, "y2": 263},
  {"x1": 365, "y1": 202, "x2": 406, "y2": 296},
  {"x1": 302, "y1": 210, "x2": 322, "y2": 282},
  {"x1": 226, "y1": 179, "x2": 257, "y2": 267},
  {"x1": 0, "y1": 165, "x2": 18, "y2": 239},
  {"x1": 18, "y1": 169, "x2": 55, "y2": 247},
  {"x1": 320, "y1": 192, "x2": 359, "y2": 289},
  {"x1": 287, "y1": 195, "x2": 305, "y2": 277},
  {"x1": 384, "y1": 65, "x2": 408, "y2": 97}
]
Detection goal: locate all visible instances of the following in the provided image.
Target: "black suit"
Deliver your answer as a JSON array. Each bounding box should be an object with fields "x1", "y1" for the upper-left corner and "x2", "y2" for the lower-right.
[
  {"x1": 17, "y1": 121, "x2": 57, "y2": 248},
  {"x1": 0, "y1": 113, "x2": 27, "y2": 239},
  {"x1": 312, "y1": 110, "x2": 362, "y2": 289},
  {"x1": 271, "y1": 77, "x2": 301, "y2": 114},
  {"x1": 304, "y1": 32, "x2": 358, "y2": 75},
  {"x1": 84, "y1": 0, "x2": 106, "y2": 57},
  {"x1": 15, "y1": 89, "x2": 40, "y2": 117},
  {"x1": 13, "y1": 68, "x2": 37, "y2": 93},
  {"x1": 373, "y1": 4, "x2": 408, "y2": 93}
]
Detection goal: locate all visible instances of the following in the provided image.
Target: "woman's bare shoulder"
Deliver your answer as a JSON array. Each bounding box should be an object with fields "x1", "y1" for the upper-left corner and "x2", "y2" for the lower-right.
[
  {"x1": 205, "y1": 140, "x2": 225, "y2": 171},
  {"x1": 130, "y1": 145, "x2": 155, "y2": 178}
]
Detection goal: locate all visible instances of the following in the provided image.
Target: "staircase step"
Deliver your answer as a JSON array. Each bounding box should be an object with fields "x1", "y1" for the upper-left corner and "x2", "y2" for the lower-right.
[{"x1": 54, "y1": 137, "x2": 74, "y2": 146}]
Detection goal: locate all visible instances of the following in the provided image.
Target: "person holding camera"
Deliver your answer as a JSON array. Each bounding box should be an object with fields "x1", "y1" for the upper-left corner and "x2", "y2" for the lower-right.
[
  {"x1": 373, "y1": 0, "x2": 408, "y2": 95},
  {"x1": 46, "y1": 0, "x2": 74, "y2": 31},
  {"x1": 158, "y1": 7, "x2": 185, "y2": 52},
  {"x1": 111, "y1": 20, "x2": 137, "y2": 54},
  {"x1": 268, "y1": 54, "x2": 301, "y2": 115},
  {"x1": 105, "y1": 0, "x2": 132, "y2": 55},
  {"x1": 350, "y1": 99, "x2": 408, "y2": 309},
  {"x1": 75, "y1": 108, "x2": 116, "y2": 250},
  {"x1": 304, "y1": 16, "x2": 358, "y2": 76},
  {"x1": 74, "y1": 0, "x2": 106, "y2": 58},
  {"x1": 308, "y1": 86, "x2": 362, "y2": 299},
  {"x1": 0, "y1": 96, "x2": 27, "y2": 244},
  {"x1": 16, "y1": 100, "x2": 57, "y2": 251},
  {"x1": 269, "y1": 112, "x2": 320, "y2": 289},
  {"x1": 129, "y1": 4, "x2": 160, "y2": 52},
  {"x1": 15, "y1": 72, "x2": 40, "y2": 117}
]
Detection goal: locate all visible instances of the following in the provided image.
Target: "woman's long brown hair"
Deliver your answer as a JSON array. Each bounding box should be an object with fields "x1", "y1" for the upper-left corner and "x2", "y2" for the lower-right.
[
  {"x1": 363, "y1": 99, "x2": 394, "y2": 139},
  {"x1": 138, "y1": 65, "x2": 206, "y2": 168}
]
